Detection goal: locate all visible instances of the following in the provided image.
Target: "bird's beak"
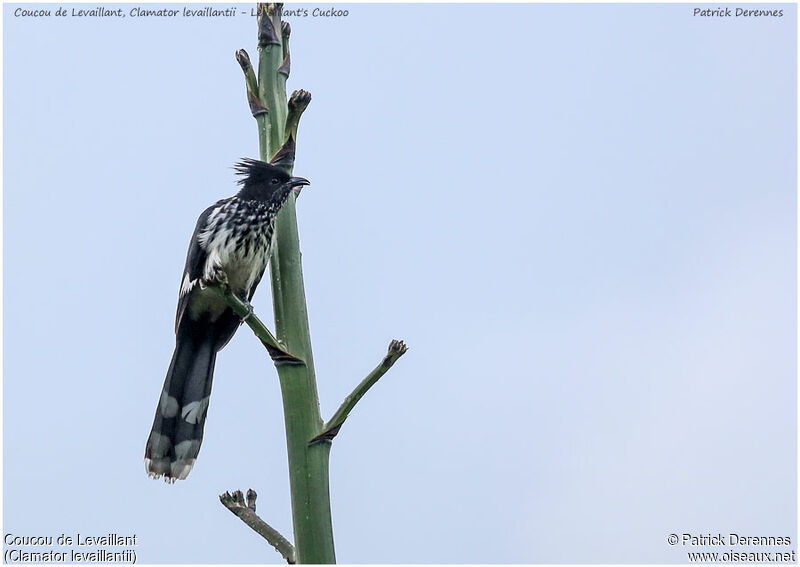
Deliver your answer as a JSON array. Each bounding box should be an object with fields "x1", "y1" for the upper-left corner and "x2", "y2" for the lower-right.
[{"x1": 289, "y1": 176, "x2": 310, "y2": 187}]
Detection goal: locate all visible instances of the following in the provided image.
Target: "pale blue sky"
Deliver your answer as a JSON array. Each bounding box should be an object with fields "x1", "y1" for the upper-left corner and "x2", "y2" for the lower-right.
[{"x1": 3, "y1": 3, "x2": 797, "y2": 563}]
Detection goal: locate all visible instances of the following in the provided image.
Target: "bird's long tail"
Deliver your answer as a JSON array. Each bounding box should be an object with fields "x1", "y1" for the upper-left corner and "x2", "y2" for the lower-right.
[{"x1": 145, "y1": 330, "x2": 216, "y2": 482}]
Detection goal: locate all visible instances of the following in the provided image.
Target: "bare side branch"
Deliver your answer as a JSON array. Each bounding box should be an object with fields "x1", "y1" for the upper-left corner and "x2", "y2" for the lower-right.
[
  {"x1": 207, "y1": 283, "x2": 304, "y2": 365},
  {"x1": 310, "y1": 340, "x2": 408, "y2": 444},
  {"x1": 236, "y1": 49, "x2": 268, "y2": 117},
  {"x1": 285, "y1": 89, "x2": 311, "y2": 145},
  {"x1": 220, "y1": 490, "x2": 296, "y2": 564}
]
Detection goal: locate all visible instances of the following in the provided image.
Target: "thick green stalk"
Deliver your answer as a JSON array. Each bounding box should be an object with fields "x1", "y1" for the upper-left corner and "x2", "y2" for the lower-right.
[
  {"x1": 255, "y1": 4, "x2": 335, "y2": 563},
  {"x1": 228, "y1": 4, "x2": 406, "y2": 562}
]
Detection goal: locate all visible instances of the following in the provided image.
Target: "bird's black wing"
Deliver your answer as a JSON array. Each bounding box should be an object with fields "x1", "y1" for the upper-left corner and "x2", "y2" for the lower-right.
[
  {"x1": 174, "y1": 202, "x2": 218, "y2": 333},
  {"x1": 248, "y1": 263, "x2": 267, "y2": 302}
]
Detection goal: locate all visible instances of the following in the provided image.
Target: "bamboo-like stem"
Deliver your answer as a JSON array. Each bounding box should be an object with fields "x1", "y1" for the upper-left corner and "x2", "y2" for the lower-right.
[
  {"x1": 311, "y1": 341, "x2": 408, "y2": 444},
  {"x1": 256, "y1": 3, "x2": 335, "y2": 563},
  {"x1": 258, "y1": 5, "x2": 287, "y2": 153},
  {"x1": 224, "y1": 4, "x2": 408, "y2": 563},
  {"x1": 220, "y1": 490, "x2": 296, "y2": 564}
]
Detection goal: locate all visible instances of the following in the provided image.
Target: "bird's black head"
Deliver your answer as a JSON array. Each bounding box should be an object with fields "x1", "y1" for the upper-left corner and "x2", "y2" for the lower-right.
[{"x1": 233, "y1": 158, "x2": 310, "y2": 204}]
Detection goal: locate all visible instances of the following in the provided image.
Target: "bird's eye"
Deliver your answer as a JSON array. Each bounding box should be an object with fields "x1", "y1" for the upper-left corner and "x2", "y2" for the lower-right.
[{"x1": 271, "y1": 178, "x2": 280, "y2": 185}]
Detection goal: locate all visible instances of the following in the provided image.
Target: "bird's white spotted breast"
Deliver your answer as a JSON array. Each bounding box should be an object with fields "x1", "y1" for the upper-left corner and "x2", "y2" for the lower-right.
[{"x1": 198, "y1": 199, "x2": 274, "y2": 296}]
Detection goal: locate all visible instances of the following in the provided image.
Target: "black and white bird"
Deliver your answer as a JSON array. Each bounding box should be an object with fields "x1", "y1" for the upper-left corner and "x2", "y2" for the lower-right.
[{"x1": 145, "y1": 158, "x2": 309, "y2": 482}]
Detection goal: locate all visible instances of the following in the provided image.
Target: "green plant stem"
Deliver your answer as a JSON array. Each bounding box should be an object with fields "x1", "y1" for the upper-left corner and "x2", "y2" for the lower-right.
[
  {"x1": 311, "y1": 341, "x2": 408, "y2": 444},
  {"x1": 226, "y1": 5, "x2": 408, "y2": 563},
  {"x1": 258, "y1": 6, "x2": 287, "y2": 155},
  {"x1": 256, "y1": 4, "x2": 335, "y2": 563}
]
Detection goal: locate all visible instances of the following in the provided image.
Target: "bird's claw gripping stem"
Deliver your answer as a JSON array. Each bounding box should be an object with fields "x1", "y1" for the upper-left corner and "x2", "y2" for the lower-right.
[{"x1": 231, "y1": 296, "x2": 305, "y2": 366}]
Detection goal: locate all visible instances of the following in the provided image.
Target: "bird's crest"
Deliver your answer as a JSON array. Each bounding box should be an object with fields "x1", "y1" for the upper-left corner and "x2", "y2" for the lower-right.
[{"x1": 233, "y1": 158, "x2": 285, "y2": 187}]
